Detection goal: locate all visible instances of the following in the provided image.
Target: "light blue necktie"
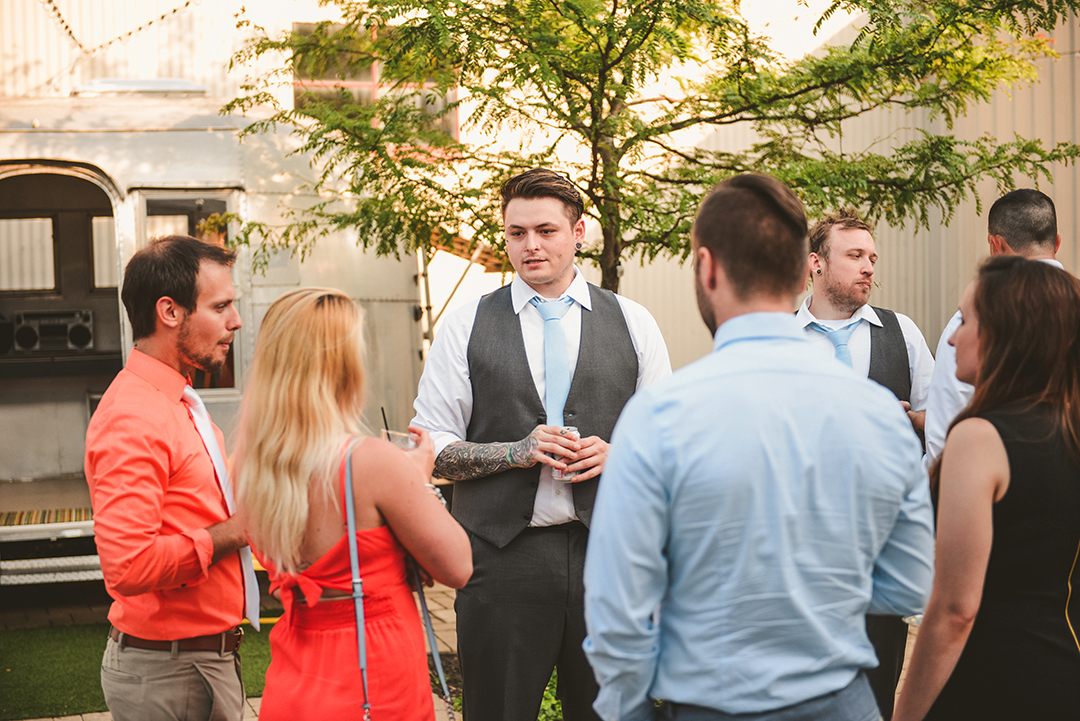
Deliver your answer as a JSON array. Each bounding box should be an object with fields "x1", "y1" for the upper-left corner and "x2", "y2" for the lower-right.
[
  {"x1": 809, "y1": 320, "x2": 859, "y2": 368},
  {"x1": 530, "y1": 296, "x2": 575, "y2": 426}
]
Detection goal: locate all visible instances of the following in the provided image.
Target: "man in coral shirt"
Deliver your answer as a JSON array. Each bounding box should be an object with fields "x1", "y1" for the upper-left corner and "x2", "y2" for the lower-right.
[{"x1": 86, "y1": 235, "x2": 250, "y2": 721}]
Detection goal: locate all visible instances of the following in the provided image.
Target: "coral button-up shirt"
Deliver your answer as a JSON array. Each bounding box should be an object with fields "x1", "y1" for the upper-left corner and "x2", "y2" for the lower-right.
[{"x1": 85, "y1": 348, "x2": 243, "y2": 639}]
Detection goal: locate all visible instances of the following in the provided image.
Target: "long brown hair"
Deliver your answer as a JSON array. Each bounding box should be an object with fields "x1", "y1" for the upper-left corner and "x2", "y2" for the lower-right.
[{"x1": 931, "y1": 256, "x2": 1080, "y2": 490}]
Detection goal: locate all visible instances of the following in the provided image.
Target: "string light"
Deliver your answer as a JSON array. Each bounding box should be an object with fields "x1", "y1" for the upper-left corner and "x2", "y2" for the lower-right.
[
  {"x1": 38, "y1": 0, "x2": 86, "y2": 53},
  {"x1": 29, "y1": 0, "x2": 196, "y2": 94},
  {"x1": 86, "y1": 1, "x2": 195, "y2": 56}
]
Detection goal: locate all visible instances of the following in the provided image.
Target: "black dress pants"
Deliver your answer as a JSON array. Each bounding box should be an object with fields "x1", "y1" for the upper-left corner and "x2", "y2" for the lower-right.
[
  {"x1": 455, "y1": 522, "x2": 601, "y2": 721},
  {"x1": 865, "y1": 614, "x2": 908, "y2": 720}
]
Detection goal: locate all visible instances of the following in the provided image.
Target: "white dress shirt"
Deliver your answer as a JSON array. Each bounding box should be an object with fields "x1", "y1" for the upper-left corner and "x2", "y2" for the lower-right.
[
  {"x1": 411, "y1": 268, "x2": 672, "y2": 527},
  {"x1": 924, "y1": 258, "x2": 1066, "y2": 467},
  {"x1": 796, "y1": 297, "x2": 935, "y2": 411}
]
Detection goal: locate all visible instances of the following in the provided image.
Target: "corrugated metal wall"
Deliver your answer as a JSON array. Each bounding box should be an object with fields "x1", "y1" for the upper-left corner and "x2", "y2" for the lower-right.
[
  {"x1": 4, "y1": 2, "x2": 1077, "y2": 369},
  {"x1": 0, "y1": 0, "x2": 337, "y2": 99},
  {"x1": 845, "y1": 15, "x2": 1080, "y2": 350},
  {"x1": 615, "y1": 14, "x2": 1080, "y2": 370}
]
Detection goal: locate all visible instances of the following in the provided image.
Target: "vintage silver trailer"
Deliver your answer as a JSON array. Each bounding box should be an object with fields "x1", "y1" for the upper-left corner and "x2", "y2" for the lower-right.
[{"x1": 0, "y1": 84, "x2": 426, "y2": 582}]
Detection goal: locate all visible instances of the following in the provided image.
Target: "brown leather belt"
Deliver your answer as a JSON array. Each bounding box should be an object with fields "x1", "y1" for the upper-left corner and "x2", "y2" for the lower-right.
[{"x1": 109, "y1": 625, "x2": 243, "y2": 653}]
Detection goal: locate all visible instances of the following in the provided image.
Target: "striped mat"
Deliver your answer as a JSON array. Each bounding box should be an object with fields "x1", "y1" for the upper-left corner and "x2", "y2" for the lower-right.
[{"x1": 0, "y1": 508, "x2": 93, "y2": 526}]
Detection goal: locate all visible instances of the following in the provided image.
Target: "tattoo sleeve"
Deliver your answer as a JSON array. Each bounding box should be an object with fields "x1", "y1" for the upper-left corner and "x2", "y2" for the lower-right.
[{"x1": 434, "y1": 435, "x2": 538, "y2": 481}]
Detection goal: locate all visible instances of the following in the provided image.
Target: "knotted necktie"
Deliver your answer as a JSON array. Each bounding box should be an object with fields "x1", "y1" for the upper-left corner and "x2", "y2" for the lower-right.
[
  {"x1": 182, "y1": 385, "x2": 261, "y2": 631},
  {"x1": 808, "y1": 320, "x2": 859, "y2": 368},
  {"x1": 529, "y1": 296, "x2": 575, "y2": 426}
]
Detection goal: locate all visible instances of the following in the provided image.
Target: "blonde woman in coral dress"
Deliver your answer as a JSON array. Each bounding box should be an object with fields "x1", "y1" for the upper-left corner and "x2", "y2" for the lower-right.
[{"x1": 233, "y1": 287, "x2": 471, "y2": 720}]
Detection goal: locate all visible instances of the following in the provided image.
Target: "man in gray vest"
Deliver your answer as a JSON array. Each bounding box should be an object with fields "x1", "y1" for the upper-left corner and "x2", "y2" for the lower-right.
[
  {"x1": 795, "y1": 209, "x2": 934, "y2": 719},
  {"x1": 411, "y1": 168, "x2": 671, "y2": 721}
]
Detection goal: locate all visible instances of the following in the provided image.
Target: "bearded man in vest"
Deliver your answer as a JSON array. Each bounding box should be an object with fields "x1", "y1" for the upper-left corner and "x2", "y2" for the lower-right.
[
  {"x1": 795, "y1": 209, "x2": 935, "y2": 719},
  {"x1": 411, "y1": 168, "x2": 671, "y2": 720}
]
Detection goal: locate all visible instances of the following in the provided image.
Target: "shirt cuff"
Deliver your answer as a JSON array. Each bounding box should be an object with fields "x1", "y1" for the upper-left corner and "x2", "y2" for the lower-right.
[
  {"x1": 183, "y1": 527, "x2": 215, "y2": 584},
  {"x1": 430, "y1": 430, "x2": 465, "y2": 457}
]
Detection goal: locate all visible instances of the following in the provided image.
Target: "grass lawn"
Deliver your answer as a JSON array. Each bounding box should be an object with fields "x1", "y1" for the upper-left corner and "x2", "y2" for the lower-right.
[
  {"x1": 0, "y1": 623, "x2": 271, "y2": 721},
  {"x1": 0, "y1": 622, "x2": 559, "y2": 720}
]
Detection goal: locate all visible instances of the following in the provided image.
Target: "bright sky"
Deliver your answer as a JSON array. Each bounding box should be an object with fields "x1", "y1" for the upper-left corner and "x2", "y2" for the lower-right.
[{"x1": 740, "y1": 1, "x2": 859, "y2": 60}]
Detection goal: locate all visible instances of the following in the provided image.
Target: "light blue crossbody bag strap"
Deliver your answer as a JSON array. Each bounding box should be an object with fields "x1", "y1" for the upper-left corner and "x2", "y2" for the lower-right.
[
  {"x1": 343, "y1": 437, "x2": 372, "y2": 720},
  {"x1": 413, "y1": 563, "x2": 455, "y2": 719}
]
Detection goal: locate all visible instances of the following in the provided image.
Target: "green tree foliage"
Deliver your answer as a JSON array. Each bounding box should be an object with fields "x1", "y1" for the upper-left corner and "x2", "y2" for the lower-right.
[{"x1": 225, "y1": 0, "x2": 1080, "y2": 291}]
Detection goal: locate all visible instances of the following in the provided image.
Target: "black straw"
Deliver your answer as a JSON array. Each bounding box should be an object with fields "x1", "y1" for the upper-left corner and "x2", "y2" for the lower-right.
[{"x1": 380, "y1": 407, "x2": 390, "y2": 432}]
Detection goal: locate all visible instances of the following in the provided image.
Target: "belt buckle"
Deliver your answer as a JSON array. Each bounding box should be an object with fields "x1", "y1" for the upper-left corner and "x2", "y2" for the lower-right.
[
  {"x1": 221, "y1": 626, "x2": 243, "y2": 655},
  {"x1": 234, "y1": 626, "x2": 244, "y2": 653}
]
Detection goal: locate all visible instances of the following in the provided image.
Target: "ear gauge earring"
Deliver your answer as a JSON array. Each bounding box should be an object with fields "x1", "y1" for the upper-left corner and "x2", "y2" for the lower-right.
[
  {"x1": 816, "y1": 269, "x2": 821, "y2": 274},
  {"x1": 576, "y1": 243, "x2": 582, "y2": 249}
]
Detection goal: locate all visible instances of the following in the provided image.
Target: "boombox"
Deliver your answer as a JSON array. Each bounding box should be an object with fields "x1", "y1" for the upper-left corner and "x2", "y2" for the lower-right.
[{"x1": 6, "y1": 309, "x2": 94, "y2": 353}]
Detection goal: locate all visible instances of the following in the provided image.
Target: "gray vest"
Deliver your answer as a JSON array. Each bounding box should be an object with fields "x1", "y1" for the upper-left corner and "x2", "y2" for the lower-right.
[
  {"x1": 457, "y1": 283, "x2": 638, "y2": 548},
  {"x1": 867, "y1": 306, "x2": 911, "y2": 403}
]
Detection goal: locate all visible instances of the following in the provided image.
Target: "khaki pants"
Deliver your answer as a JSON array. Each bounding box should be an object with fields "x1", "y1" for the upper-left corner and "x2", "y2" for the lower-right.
[{"x1": 101, "y1": 636, "x2": 245, "y2": 721}]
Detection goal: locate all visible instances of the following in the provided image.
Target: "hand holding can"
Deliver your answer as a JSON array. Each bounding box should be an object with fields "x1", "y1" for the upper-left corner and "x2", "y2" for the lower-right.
[{"x1": 550, "y1": 426, "x2": 580, "y2": 481}]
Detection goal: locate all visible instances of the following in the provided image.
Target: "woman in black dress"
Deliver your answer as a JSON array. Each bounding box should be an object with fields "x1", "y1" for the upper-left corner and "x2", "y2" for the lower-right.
[{"x1": 893, "y1": 255, "x2": 1080, "y2": 720}]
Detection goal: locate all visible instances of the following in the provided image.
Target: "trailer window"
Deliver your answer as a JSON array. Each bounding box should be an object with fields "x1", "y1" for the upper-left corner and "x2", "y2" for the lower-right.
[
  {"x1": 143, "y1": 197, "x2": 236, "y2": 389},
  {"x1": 0, "y1": 217, "x2": 56, "y2": 292},
  {"x1": 91, "y1": 217, "x2": 118, "y2": 289},
  {"x1": 292, "y1": 23, "x2": 457, "y2": 140},
  {"x1": 147, "y1": 215, "x2": 190, "y2": 239}
]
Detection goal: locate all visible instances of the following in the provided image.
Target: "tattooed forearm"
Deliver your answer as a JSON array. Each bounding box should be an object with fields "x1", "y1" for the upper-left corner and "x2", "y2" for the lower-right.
[{"x1": 434, "y1": 435, "x2": 538, "y2": 481}]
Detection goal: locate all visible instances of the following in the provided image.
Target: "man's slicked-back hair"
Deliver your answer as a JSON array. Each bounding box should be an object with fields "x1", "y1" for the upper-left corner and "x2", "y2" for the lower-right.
[
  {"x1": 808, "y1": 208, "x2": 873, "y2": 258},
  {"x1": 500, "y1": 168, "x2": 585, "y2": 224},
  {"x1": 121, "y1": 235, "x2": 237, "y2": 340},
  {"x1": 987, "y1": 189, "x2": 1057, "y2": 253},
  {"x1": 693, "y1": 174, "x2": 808, "y2": 300}
]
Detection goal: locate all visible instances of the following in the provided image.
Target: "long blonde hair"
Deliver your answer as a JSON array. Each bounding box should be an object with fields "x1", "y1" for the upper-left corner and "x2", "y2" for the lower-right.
[{"x1": 234, "y1": 287, "x2": 366, "y2": 575}]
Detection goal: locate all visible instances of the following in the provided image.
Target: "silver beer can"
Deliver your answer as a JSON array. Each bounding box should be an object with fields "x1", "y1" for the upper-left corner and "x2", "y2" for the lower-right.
[{"x1": 551, "y1": 426, "x2": 580, "y2": 481}]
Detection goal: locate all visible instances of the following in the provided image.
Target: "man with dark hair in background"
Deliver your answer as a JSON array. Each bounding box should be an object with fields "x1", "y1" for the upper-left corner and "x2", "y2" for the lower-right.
[
  {"x1": 86, "y1": 235, "x2": 257, "y2": 721},
  {"x1": 924, "y1": 188, "x2": 1065, "y2": 467},
  {"x1": 584, "y1": 175, "x2": 934, "y2": 721},
  {"x1": 411, "y1": 168, "x2": 671, "y2": 720}
]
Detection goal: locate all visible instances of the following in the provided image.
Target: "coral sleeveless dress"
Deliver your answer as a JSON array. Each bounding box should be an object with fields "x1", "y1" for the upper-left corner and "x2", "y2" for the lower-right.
[{"x1": 256, "y1": 448, "x2": 435, "y2": 720}]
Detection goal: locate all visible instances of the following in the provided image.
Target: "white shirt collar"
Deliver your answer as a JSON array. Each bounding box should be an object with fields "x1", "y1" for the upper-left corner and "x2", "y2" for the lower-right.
[
  {"x1": 796, "y1": 295, "x2": 882, "y2": 328},
  {"x1": 510, "y1": 266, "x2": 593, "y2": 314}
]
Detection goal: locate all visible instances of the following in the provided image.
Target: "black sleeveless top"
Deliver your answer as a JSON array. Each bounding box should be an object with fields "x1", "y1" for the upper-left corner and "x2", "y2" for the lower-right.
[{"x1": 927, "y1": 403, "x2": 1080, "y2": 719}]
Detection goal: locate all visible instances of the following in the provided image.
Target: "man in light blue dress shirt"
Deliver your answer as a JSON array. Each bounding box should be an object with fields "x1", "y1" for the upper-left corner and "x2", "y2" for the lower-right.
[{"x1": 582, "y1": 174, "x2": 935, "y2": 721}]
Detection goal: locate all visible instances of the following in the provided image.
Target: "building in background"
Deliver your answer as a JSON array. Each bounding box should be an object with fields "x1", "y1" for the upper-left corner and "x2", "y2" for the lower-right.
[
  {"x1": 2, "y1": 1, "x2": 1078, "y2": 556},
  {"x1": 0, "y1": 1, "x2": 428, "y2": 564}
]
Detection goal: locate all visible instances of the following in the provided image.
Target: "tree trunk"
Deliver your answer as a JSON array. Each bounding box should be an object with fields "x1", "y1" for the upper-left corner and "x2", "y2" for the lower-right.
[{"x1": 598, "y1": 206, "x2": 622, "y2": 293}]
